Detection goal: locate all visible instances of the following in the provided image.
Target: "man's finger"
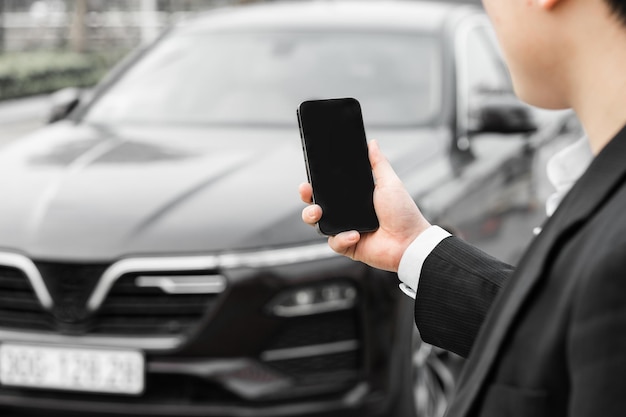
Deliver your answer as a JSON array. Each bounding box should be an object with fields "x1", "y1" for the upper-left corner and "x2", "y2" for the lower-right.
[
  {"x1": 328, "y1": 231, "x2": 360, "y2": 257},
  {"x1": 368, "y1": 140, "x2": 400, "y2": 185},
  {"x1": 299, "y1": 182, "x2": 313, "y2": 204},
  {"x1": 302, "y1": 205, "x2": 322, "y2": 225}
]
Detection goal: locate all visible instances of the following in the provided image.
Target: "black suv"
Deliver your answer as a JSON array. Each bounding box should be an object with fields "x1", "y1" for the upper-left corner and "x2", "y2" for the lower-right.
[{"x1": 0, "y1": 2, "x2": 577, "y2": 416}]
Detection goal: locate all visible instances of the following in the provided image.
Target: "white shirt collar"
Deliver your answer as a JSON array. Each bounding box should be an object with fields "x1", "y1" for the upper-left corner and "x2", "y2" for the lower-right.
[{"x1": 545, "y1": 136, "x2": 594, "y2": 216}]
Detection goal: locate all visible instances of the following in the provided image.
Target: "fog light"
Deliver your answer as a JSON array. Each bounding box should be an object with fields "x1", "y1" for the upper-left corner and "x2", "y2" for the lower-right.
[{"x1": 269, "y1": 282, "x2": 358, "y2": 317}]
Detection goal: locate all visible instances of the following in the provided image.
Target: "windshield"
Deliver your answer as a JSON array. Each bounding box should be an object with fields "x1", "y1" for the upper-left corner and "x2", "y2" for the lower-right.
[{"x1": 84, "y1": 31, "x2": 442, "y2": 128}]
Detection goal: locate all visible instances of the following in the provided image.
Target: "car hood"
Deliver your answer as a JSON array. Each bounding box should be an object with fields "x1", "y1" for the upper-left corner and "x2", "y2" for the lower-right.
[{"x1": 0, "y1": 122, "x2": 448, "y2": 261}]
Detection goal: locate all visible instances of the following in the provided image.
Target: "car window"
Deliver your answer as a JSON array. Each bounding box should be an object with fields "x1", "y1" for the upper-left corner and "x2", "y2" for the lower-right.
[
  {"x1": 457, "y1": 21, "x2": 513, "y2": 133},
  {"x1": 465, "y1": 26, "x2": 510, "y2": 94},
  {"x1": 84, "y1": 31, "x2": 442, "y2": 128}
]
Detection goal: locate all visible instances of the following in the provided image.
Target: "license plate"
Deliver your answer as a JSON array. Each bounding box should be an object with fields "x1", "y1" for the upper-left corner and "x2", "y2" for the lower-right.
[{"x1": 0, "y1": 344, "x2": 144, "y2": 395}]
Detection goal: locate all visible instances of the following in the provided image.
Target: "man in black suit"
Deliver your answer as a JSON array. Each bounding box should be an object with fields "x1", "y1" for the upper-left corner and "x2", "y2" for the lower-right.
[{"x1": 300, "y1": 0, "x2": 626, "y2": 415}]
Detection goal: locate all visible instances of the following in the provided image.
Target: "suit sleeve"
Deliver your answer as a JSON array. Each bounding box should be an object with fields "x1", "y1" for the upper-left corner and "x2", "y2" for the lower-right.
[
  {"x1": 414, "y1": 236, "x2": 513, "y2": 358},
  {"x1": 568, "y1": 243, "x2": 626, "y2": 417}
]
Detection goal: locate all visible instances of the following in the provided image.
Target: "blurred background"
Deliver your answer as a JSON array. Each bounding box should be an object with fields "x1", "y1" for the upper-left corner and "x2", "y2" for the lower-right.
[{"x1": 0, "y1": 1, "x2": 263, "y2": 104}]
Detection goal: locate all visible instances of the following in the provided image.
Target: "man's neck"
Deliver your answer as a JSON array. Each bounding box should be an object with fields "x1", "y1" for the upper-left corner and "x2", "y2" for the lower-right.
[{"x1": 568, "y1": 12, "x2": 626, "y2": 155}]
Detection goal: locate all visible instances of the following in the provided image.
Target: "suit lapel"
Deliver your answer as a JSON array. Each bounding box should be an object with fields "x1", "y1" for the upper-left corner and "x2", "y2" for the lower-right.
[{"x1": 446, "y1": 125, "x2": 626, "y2": 417}]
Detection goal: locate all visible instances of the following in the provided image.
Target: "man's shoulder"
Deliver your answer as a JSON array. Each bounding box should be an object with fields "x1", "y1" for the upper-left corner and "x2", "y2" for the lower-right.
[{"x1": 562, "y1": 182, "x2": 626, "y2": 280}]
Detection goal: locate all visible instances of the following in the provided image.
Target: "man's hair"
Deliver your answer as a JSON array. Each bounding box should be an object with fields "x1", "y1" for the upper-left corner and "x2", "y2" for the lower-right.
[{"x1": 606, "y1": 0, "x2": 626, "y2": 24}]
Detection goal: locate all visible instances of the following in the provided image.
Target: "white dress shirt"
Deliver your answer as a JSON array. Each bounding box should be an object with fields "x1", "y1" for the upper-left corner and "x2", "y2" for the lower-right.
[{"x1": 398, "y1": 136, "x2": 593, "y2": 299}]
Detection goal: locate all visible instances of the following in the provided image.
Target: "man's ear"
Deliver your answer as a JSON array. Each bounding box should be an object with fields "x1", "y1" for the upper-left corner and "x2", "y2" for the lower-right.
[{"x1": 539, "y1": 0, "x2": 562, "y2": 10}]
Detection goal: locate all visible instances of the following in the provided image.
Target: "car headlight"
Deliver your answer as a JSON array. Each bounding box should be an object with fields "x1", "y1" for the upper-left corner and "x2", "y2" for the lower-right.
[
  {"x1": 268, "y1": 282, "x2": 358, "y2": 317},
  {"x1": 220, "y1": 243, "x2": 359, "y2": 317}
]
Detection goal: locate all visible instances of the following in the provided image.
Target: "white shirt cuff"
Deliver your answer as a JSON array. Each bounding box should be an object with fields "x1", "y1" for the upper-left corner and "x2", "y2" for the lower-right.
[{"x1": 397, "y1": 225, "x2": 451, "y2": 298}]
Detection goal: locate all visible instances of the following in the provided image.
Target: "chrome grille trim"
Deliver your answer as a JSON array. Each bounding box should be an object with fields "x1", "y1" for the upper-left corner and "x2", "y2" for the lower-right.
[
  {"x1": 0, "y1": 329, "x2": 181, "y2": 350},
  {"x1": 0, "y1": 252, "x2": 53, "y2": 309},
  {"x1": 87, "y1": 256, "x2": 221, "y2": 311},
  {"x1": 0, "y1": 243, "x2": 336, "y2": 315},
  {"x1": 218, "y1": 243, "x2": 337, "y2": 269},
  {"x1": 88, "y1": 243, "x2": 336, "y2": 311},
  {"x1": 135, "y1": 275, "x2": 227, "y2": 294}
]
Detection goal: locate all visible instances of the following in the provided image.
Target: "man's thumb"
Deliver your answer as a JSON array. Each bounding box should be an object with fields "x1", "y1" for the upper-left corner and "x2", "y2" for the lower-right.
[{"x1": 368, "y1": 140, "x2": 399, "y2": 185}]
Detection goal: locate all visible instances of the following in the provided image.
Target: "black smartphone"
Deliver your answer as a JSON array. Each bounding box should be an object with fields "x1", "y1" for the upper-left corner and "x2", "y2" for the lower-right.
[{"x1": 297, "y1": 98, "x2": 379, "y2": 236}]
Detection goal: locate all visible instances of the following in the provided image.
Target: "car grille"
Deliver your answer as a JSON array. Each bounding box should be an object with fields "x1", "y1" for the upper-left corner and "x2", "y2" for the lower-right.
[
  {"x1": 265, "y1": 312, "x2": 359, "y2": 350},
  {"x1": 0, "y1": 266, "x2": 52, "y2": 331},
  {"x1": 92, "y1": 273, "x2": 220, "y2": 335},
  {"x1": 268, "y1": 351, "x2": 360, "y2": 379},
  {"x1": 263, "y1": 311, "x2": 362, "y2": 380},
  {"x1": 0, "y1": 262, "x2": 221, "y2": 337}
]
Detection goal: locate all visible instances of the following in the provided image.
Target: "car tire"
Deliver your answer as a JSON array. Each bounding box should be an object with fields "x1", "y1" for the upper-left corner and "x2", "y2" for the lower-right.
[{"x1": 391, "y1": 327, "x2": 463, "y2": 417}]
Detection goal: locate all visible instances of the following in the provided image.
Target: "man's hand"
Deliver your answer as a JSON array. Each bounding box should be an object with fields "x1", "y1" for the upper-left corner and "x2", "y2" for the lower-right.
[{"x1": 299, "y1": 140, "x2": 431, "y2": 272}]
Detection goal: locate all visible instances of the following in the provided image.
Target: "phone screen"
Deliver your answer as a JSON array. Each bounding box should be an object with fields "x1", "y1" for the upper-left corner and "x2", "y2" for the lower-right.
[{"x1": 298, "y1": 98, "x2": 379, "y2": 236}]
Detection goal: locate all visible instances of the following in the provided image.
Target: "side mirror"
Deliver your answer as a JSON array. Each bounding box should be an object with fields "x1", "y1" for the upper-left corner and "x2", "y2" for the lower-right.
[
  {"x1": 469, "y1": 94, "x2": 537, "y2": 135},
  {"x1": 48, "y1": 87, "x2": 82, "y2": 123}
]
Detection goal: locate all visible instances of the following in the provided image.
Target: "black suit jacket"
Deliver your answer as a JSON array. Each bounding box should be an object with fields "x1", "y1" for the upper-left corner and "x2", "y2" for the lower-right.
[{"x1": 415, "y1": 125, "x2": 626, "y2": 417}]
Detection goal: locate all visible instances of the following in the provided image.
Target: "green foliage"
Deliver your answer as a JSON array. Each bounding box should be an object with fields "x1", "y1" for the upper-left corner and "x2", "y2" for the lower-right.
[{"x1": 0, "y1": 50, "x2": 127, "y2": 100}]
